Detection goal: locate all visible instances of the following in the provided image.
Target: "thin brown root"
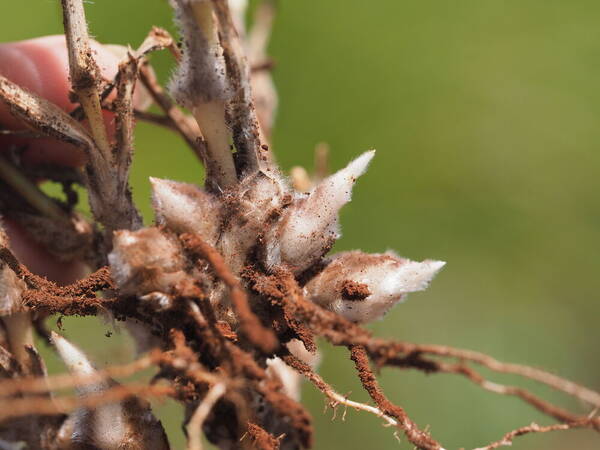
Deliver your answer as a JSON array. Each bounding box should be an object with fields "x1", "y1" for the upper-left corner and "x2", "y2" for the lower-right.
[
  {"x1": 0, "y1": 383, "x2": 173, "y2": 421},
  {"x1": 413, "y1": 356, "x2": 599, "y2": 426},
  {"x1": 377, "y1": 343, "x2": 600, "y2": 409},
  {"x1": 282, "y1": 353, "x2": 402, "y2": 431},
  {"x1": 187, "y1": 382, "x2": 227, "y2": 450},
  {"x1": 245, "y1": 422, "x2": 281, "y2": 450},
  {"x1": 474, "y1": 418, "x2": 599, "y2": 450},
  {"x1": 349, "y1": 345, "x2": 442, "y2": 450},
  {"x1": 181, "y1": 233, "x2": 278, "y2": 354},
  {"x1": 0, "y1": 352, "x2": 157, "y2": 398}
]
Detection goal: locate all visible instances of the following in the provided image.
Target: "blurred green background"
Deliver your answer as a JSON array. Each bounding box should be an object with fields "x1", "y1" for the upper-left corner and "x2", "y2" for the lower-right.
[{"x1": 2, "y1": 1, "x2": 600, "y2": 449}]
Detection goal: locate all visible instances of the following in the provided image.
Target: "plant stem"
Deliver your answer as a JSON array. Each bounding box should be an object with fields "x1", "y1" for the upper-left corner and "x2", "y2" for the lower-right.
[
  {"x1": 78, "y1": 90, "x2": 112, "y2": 160},
  {"x1": 2, "y1": 312, "x2": 34, "y2": 373},
  {"x1": 189, "y1": 0, "x2": 238, "y2": 188},
  {"x1": 61, "y1": 0, "x2": 112, "y2": 161},
  {"x1": 192, "y1": 102, "x2": 237, "y2": 188},
  {"x1": 0, "y1": 155, "x2": 68, "y2": 223}
]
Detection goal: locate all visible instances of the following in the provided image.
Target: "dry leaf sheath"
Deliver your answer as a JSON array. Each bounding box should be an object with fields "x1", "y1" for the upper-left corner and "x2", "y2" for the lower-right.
[{"x1": 0, "y1": 1, "x2": 597, "y2": 449}]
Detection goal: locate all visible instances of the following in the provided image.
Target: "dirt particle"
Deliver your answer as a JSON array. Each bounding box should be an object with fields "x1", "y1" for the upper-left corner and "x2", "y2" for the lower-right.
[{"x1": 340, "y1": 280, "x2": 371, "y2": 301}]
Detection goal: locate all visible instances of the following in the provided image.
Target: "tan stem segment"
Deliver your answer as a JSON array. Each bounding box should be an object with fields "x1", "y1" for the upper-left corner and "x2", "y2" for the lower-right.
[
  {"x1": 193, "y1": 102, "x2": 237, "y2": 188},
  {"x1": 78, "y1": 90, "x2": 112, "y2": 160},
  {"x1": 61, "y1": 0, "x2": 112, "y2": 160},
  {"x1": 3, "y1": 312, "x2": 34, "y2": 373},
  {"x1": 0, "y1": 156, "x2": 69, "y2": 223},
  {"x1": 191, "y1": 1, "x2": 217, "y2": 44},
  {"x1": 189, "y1": 1, "x2": 237, "y2": 188}
]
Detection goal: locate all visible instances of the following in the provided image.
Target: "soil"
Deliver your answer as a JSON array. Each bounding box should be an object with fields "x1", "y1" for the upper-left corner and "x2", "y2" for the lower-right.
[{"x1": 340, "y1": 279, "x2": 370, "y2": 301}]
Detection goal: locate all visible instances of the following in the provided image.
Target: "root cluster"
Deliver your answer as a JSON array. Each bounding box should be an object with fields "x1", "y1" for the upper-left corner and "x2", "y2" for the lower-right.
[{"x1": 0, "y1": 1, "x2": 597, "y2": 449}]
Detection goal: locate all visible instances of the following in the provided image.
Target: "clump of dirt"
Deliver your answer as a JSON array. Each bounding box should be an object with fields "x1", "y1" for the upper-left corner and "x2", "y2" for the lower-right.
[{"x1": 340, "y1": 279, "x2": 371, "y2": 301}]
